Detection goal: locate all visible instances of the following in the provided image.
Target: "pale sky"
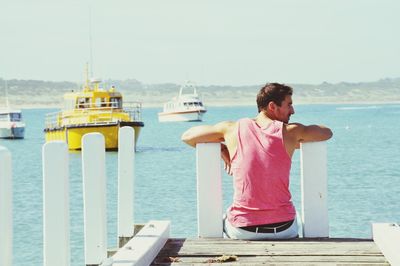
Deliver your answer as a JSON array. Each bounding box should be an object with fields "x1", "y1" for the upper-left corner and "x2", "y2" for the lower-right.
[{"x1": 1, "y1": 0, "x2": 399, "y2": 86}]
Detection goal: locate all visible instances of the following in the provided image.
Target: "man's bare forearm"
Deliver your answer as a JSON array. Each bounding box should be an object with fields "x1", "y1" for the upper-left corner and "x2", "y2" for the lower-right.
[{"x1": 181, "y1": 125, "x2": 224, "y2": 148}]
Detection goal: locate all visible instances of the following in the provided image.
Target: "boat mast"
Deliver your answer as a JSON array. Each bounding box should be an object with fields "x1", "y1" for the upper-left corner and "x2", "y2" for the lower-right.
[
  {"x1": 84, "y1": 62, "x2": 91, "y2": 91},
  {"x1": 88, "y1": 6, "x2": 94, "y2": 79},
  {"x1": 4, "y1": 80, "x2": 9, "y2": 108}
]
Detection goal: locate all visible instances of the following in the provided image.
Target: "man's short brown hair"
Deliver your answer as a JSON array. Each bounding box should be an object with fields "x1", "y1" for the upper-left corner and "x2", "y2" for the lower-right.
[{"x1": 256, "y1": 83, "x2": 293, "y2": 113}]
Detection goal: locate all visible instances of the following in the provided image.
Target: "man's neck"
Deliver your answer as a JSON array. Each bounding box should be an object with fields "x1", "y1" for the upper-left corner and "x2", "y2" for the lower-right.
[{"x1": 255, "y1": 112, "x2": 274, "y2": 127}]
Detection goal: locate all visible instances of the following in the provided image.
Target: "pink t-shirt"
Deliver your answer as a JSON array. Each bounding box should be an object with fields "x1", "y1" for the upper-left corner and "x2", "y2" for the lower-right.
[{"x1": 227, "y1": 118, "x2": 296, "y2": 227}]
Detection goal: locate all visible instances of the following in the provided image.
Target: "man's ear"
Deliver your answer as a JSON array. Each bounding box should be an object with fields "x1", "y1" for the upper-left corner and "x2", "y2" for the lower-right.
[{"x1": 267, "y1": 101, "x2": 276, "y2": 112}]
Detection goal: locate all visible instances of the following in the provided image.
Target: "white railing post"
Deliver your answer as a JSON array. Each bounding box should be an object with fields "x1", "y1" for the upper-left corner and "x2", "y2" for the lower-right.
[
  {"x1": 42, "y1": 141, "x2": 70, "y2": 266},
  {"x1": 0, "y1": 146, "x2": 12, "y2": 266},
  {"x1": 111, "y1": 221, "x2": 170, "y2": 266},
  {"x1": 196, "y1": 143, "x2": 223, "y2": 238},
  {"x1": 118, "y1": 127, "x2": 135, "y2": 246},
  {"x1": 372, "y1": 223, "x2": 400, "y2": 265},
  {"x1": 300, "y1": 141, "x2": 329, "y2": 238},
  {"x1": 82, "y1": 133, "x2": 107, "y2": 265}
]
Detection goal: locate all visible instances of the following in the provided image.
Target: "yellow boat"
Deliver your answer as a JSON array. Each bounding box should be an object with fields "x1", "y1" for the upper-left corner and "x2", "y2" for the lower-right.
[{"x1": 44, "y1": 77, "x2": 144, "y2": 150}]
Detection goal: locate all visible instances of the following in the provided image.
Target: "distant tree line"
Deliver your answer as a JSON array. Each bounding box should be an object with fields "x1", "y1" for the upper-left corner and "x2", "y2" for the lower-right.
[{"x1": 1, "y1": 77, "x2": 400, "y2": 107}]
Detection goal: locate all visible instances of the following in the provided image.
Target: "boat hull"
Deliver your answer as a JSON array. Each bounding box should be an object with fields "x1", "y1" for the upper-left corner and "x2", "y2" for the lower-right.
[
  {"x1": 0, "y1": 126, "x2": 25, "y2": 139},
  {"x1": 44, "y1": 121, "x2": 143, "y2": 150},
  {"x1": 158, "y1": 110, "x2": 205, "y2": 122}
]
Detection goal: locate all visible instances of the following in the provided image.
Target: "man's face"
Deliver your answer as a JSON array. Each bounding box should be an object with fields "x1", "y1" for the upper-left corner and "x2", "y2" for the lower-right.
[{"x1": 275, "y1": 95, "x2": 295, "y2": 123}]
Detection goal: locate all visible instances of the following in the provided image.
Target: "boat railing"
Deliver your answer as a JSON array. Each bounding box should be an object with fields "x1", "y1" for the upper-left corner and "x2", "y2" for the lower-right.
[
  {"x1": 44, "y1": 111, "x2": 61, "y2": 128},
  {"x1": 164, "y1": 101, "x2": 206, "y2": 113},
  {"x1": 44, "y1": 102, "x2": 142, "y2": 128},
  {"x1": 123, "y1": 101, "x2": 143, "y2": 122}
]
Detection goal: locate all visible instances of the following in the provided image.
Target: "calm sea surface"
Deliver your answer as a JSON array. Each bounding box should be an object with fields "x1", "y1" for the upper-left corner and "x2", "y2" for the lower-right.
[{"x1": 1, "y1": 104, "x2": 400, "y2": 265}]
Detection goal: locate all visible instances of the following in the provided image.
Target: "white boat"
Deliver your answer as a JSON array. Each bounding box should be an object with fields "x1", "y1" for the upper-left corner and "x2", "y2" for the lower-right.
[
  {"x1": 0, "y1": 81, "x2": 25, "y2": 139},
  {"x1": 158, "y1": 82, "x2": 207, "y2": 122},
  {"x1": 0, "y1": 109, "x2": 25, "y2": 139}
]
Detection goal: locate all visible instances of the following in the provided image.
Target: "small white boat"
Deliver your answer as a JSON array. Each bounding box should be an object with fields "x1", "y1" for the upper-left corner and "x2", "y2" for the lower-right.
[
  {"x1": 0, "y1": 109, "x2": 25, "y2": 139},
  {"x1": 158, "y1": 82, "x2": 207, "y2": 122},
  {"x1": 0, "y1": 81, "x2": 25, "y2": 139}
]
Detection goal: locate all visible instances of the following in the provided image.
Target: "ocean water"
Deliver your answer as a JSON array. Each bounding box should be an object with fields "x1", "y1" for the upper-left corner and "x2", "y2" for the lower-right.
[{"x1": 1, "y1": 104, "x2": 400, "y2": 265}]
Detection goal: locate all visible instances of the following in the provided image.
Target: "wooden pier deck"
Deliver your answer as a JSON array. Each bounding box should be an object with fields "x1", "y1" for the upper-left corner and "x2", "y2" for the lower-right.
[{"x1": 151, "y1": 238, "x2": 389, "y2": 265}]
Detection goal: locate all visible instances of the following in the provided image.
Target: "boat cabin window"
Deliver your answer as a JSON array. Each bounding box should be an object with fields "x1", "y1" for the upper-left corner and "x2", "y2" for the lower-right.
[
  {"x1": 9, "y1": 113, "x2": 21, "y2": 122},
  {"x1": 0, "y1": 114, "x2": 9, "y2": 121},
  {"x1": 190, "y1": 102, "x2": 202, "y2": 107},
  {"x1": 77, "y1": 97, "x2": 91, "y2": 108},
  {"x1": 110, "y1": 97, "x2": 122, "y2": 108},
  {"x1": 95, "y1": 98, "x2": 107, "y2": 108},
  {"x1": 181, "y1": 102, "x2": 202, "y2": 108}
]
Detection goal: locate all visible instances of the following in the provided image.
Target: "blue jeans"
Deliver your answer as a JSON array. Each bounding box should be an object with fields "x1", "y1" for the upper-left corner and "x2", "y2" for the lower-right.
[{"x1": 223, "y1": 215, "x2": 299, "y2": 240}]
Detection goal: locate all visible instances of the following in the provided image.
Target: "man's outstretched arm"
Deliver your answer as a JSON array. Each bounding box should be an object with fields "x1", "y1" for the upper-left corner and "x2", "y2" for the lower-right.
[
  {"x1": 289, "y1": 123, "x2": 333, "y2": 143},
  {"x1": 300, "y1": 124, "x2": 333, "y2": 142},
  {"x1": 181, "y1": 121, "x2": 230, "y2": 148}
]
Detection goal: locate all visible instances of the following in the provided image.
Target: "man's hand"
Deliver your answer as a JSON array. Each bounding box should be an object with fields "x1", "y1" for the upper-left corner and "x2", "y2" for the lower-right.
[
  {"x1": 221, "y1": 144, "x2": 233, "y2": 175},
  {"x1": 181, "y1": 121, "x2": 237, "y2": 176}
]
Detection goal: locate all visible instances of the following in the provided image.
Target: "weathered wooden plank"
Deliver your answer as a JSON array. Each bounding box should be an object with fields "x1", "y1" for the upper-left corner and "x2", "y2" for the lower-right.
[
  {"x1": 158, "y1": 240, "x2": 381, "y2": 255},
  {"x1": 153, "y1": 255, "x2": 388, "y2": 264},
  {"x1": 165, "y1": 237, "x2": 374, "y2": 243},
  {"x1": 160, "y1": 242, "x2": 380, "y2": 249},
  {"x1": 161, "y1": 250, "x2": 383, "y2": 258},
  {"x1": 157, "y1": 250, "x2": 382, "y2": 257},
  {"x1": 152, "y1": 238, "x2": 388, "y2": 266},
  {"x1": 151, "y1": 261, "x2": 390, "y2": 266}
]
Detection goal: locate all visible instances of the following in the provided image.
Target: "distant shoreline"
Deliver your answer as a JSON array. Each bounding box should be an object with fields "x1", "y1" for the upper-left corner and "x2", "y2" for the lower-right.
[
  {"x1": 13, "y1": 100, "x2": 400, "y2": 110},
  {"x1": 2, "y1": 77, "x2": 400, "y2": 110}
]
